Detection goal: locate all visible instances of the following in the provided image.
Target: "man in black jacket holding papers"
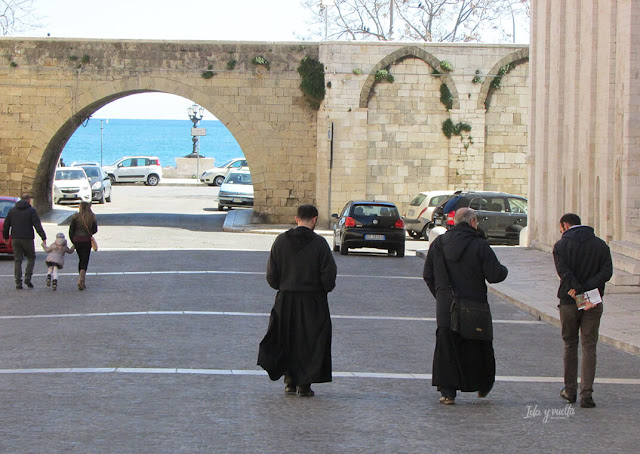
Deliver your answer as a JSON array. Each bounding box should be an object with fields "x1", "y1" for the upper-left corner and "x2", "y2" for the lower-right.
[{"x1": 553, "y1": 213, "x2": 613, "y2": 408}]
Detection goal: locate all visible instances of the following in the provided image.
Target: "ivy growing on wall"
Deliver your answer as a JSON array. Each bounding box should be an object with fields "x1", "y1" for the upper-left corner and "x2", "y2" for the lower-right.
[
  {"x1": 442, "y1": 119, "x2": 472, "y2": 139},
  {"x1": 440, "y1": 83, "x2": 454, "y2": 111},
  {"x1": 297, "y1": 56, "x2": 325, "y2": 110}
]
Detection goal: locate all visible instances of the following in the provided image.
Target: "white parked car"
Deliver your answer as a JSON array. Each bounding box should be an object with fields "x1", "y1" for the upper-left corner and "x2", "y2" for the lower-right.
[
  {"x1": 103, "y1": 156, "x2": 163, "y2": 186},
  {"x1": 217, "y1": 170, "x2": 253, "y2": 211},
  {"x1": 53, "y1": 167, "x2": 92, "y2": 205},
  {"x1": 200, "y1": 158, "x2": 248, "y2": 186},
  {"x1": 404, "y1": 190, "x2": 454, "y2": 240}
]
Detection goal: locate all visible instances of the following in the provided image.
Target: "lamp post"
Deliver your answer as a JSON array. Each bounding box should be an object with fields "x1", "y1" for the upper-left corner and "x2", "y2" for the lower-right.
[
  {"x1": 100, "y1": 119, "x2": 108, "y2": 167},
  {"x1": 187, "y1": 103, "x2": 205, "y2": 178}
]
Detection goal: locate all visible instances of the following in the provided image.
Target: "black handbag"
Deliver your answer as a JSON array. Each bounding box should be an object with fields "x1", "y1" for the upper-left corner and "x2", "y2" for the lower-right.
[
  {"x1": 450, "y1": 296, "x2": 493, "y2": 341},
  {"x1": 436, "y1": 239, "x2": 493, "y2": 341}
]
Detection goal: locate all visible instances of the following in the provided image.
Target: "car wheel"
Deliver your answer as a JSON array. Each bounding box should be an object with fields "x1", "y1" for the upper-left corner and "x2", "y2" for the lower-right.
[
  {"x1": 214, "y1": 175, "x2": 225, "y2": 186},
  {"x1": 218, "y1": 204, "x2": 225, "y2": 211},
  {"x1": 421, "y1": 223, "x2": 433, "y2": 241},
  {"x1": 339, "y1": 242, "x2": 348, "y2": 255},
  {"x1": 98, "y1": 193, "x2": 105, "y2": 204},
  {"x1": 105, "y1": 190, "x2": 111, "y2": 203},
  {"x1": 147, "y1": 174, "x2": 159, "y2": 186},
  {"x1": 396, "y1": 244, "x2": 405, "y2": 258},
  {"x1": 408, "y1": 230, "x2": 421, "y2": 239},
  {"x1": 332, "y1": 235, "x2": 339, "y2": 252},
  {"x1": 108, "y1": 174, "x2": 116, "y2": 184},
  {"x1": 207, "y1": 183, "x2": 216, "y2": 187}
]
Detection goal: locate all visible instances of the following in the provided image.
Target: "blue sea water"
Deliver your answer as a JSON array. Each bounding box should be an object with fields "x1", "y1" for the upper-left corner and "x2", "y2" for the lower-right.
[{"x1": 61, "y1": 119, "x2": 243, "y2": 168}]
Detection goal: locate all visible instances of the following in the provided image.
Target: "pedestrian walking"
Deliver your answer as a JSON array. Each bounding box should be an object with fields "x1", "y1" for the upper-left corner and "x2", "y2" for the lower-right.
[
  {"x1": 258, "y1": 204, "x2": 337, "y2": 397},
  {"x1": 42, "y1": 232, "x2": 75, "y2": 291},
  {"x1": 553, "y1": 213, "x2": 612, "y2": 408},
  {"x1": 2, "y1": 194, "x2": 47, "y2": 289},
  {"x1": 69, "y1": 201, "x2": 98, "y2": 291},
  {"x1": 423, "y1": 207, "x2": 508, "y2": 405}
]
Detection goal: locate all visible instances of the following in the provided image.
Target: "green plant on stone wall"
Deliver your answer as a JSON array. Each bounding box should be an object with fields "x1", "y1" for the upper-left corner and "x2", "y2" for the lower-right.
[
  {"x1": 352, "y1": 68, "x2": 363, "y2": 75},
  {"x1": 201, "y1": 70, "x2": 216, "y2": 79},
  {"x1": 297, "y1": 56, "x2": 325, "y2": 110},
  {"x1": 489, "y1": 63, "x2": 514, "y2": 91},
  {"x1": 442, "y1": 119, "x2": 473, "y2": 140},
  {"x1": 440, "y1": 60, "x2": 454, "y2": 72},
  {"x1": 226, "y1": 59, "x2": 237, "y2": 70},
  {"x1": 440, "y1": 83, "x2": 454, "y2": 110},
  {"x1": 472, "y1": 69, "x2": 483, "y2": 84},
  {"x1": 69, "y1": 55, "x2": 78, "y2": 62},
  {"x1": 375, "y1": 69, "x2": 394, "y2": 83},
  {"x1": 252, "y1": 56, "x2": 270, "y2": 70},
  {"x1": 81, "y1": 55, "x2": 90, "y2": 64}
]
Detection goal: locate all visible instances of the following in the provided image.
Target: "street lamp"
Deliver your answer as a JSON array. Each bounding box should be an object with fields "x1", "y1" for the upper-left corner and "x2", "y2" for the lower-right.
[{"x1": 187, "y1": 103, "x2": 206, "y2": 177}]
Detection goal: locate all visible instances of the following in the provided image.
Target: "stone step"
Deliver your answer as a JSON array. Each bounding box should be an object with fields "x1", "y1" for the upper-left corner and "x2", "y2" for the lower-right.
[
  {"x1": 607, "y1": 282, "x2": 640, "y2": 293},
  {"x1": 610, "y1": 268, "x2": 640, "y2": 287},
  {"x1": 624, "y1": 231, "x2": 640, "y2": 245},
  {"x1": 612, "y1": 251, "x2": 640, "y2": 275},
  {"x1": 610, "y1": 240, "x2": 640, "y2": 261}
]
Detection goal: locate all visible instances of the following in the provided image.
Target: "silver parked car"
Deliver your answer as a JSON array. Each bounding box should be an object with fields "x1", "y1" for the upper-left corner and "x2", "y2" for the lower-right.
[
  {"x1": 200, "y1": 158, "x2": 248, "y2": 186},
  {"x1": 404, "y1": 190, "x2": 454, "y2": 240},
  {"x1": 75, "y1": 164, "x2": 112, "y2": 204},
  {"x1": 103, "y1": 156, "x2": 163, "y2": 186},
  {"x1": 217, "y1": 170, "x2": 253, "y2": 211}
]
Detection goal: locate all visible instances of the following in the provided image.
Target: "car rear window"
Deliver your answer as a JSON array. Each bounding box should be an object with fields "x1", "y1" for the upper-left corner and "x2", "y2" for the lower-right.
[
  {"x1": 351, "y1": 204, "x2": 399, "y2": 218},
  {"x1": 429, "y1": 194, "x2": 450, "y2": 207},
  {"x1": 55, "y1": 169, "x2": 86, "y2": 180},
  {"x1": 409, "y1": 194, "x2": 427, "y2": 206}
]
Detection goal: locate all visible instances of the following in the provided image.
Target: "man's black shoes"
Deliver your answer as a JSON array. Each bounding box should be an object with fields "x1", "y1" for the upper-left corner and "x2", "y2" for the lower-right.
[
  {"x1": 580, "y1": 397, "x2": 596, "y2": 408},
  {"x1": 296, "y1": 385, "x2": 315, "y2": 397},
  {"x1": 560, "y1": 388, "x2": 576, "y2": 403},
  {"x1": 284, "y1": 384, "x2": 297, "y2": 394},
  {"x1": 24, "y1": 280, "x2": 33, "y2": 288}
]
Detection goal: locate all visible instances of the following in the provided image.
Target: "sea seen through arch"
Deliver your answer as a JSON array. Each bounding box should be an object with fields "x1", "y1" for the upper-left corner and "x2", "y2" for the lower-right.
[{"x1": 62, "y1": 119, "x2": 244, "y2": 170}]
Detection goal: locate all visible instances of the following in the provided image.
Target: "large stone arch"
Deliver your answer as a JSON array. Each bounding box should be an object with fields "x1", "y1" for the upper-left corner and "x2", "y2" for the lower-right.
[
  {"x1": 478, "y1": 48, "x2": 529, "y2": 110},
  {"x1": 28, "y1": 78, "x2": 260, "y2": 214},
  {"x1": 358, "y1": 46, "x2": 460, "y2": 109}
]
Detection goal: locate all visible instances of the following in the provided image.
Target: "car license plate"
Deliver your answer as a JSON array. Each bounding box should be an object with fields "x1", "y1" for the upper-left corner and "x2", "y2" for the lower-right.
[
  {"x1": 233, "y1": 198, "x2": 242, "y2": 203},
  {"x1": 365, "y1": 234, "x2": 385, "y2": 240}
]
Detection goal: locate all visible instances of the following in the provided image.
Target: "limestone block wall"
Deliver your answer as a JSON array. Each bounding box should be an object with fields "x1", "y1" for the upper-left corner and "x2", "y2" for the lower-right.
[
  {"x1": 318, "y1": 43, "x2": 529, "y2": 221},
  {"x1": 0, "y1": 38, "x2": 319, "y2": 223},
  {"x1": 529, "y1": 0, "x2": 640, "y2": 250}
]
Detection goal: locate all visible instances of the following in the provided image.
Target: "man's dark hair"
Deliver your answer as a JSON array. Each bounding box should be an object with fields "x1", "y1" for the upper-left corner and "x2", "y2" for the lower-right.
[
  {"x1": 297, "y1": 204, "x2": 318, "y2": 220},
  {"x1": 560, "y1": 213, "x2": 581, "y2": 226}
]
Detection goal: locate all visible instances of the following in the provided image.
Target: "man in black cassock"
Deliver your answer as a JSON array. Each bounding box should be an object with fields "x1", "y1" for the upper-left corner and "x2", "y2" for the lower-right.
[
  {"x1": 258, "y1": 205, "x2": 337, "y2": 397},
  {"x1": 423, "y1": 207, "x2": 508, "y2": 405}
]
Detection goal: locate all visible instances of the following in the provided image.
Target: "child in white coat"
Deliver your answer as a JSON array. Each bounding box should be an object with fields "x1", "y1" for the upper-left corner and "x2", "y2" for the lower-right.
[{"x1": 42, "y1": 233, "x2": 75, "y2": 290}]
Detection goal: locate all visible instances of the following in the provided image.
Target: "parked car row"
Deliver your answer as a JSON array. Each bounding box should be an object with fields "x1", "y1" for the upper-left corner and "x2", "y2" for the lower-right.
[
  {"x1": 200, "y1": 158, "x2": 248, "y2": 186},
  {"x1": 329, "y1": 190, "x2": 528, "y2": 259}
]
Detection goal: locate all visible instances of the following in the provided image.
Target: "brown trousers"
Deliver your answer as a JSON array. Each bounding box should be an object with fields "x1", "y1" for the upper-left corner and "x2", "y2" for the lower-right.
[{"x1": 559, "y1": 303, "x2": 603, "y2": 399}]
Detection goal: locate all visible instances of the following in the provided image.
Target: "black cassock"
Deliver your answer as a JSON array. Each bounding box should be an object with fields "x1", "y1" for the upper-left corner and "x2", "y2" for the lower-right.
[
  {"x1": 424, "y1": 223, "x2": 508, "y2": 393},
  {"x1": 258, "y1": 226, "x2": 337, "y2": 385}
]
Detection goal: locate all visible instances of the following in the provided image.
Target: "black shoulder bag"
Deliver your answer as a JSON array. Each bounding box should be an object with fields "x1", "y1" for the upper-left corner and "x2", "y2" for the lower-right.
[{"x1": 439, "y1": 242, "x2": 493, "y2": 341}]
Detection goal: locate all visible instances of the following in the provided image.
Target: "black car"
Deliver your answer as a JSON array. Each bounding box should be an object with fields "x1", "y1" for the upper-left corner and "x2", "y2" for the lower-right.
[
  {"x1": 332, "y1": 201, "x2": 406, "y2": 257},
  {"x1": 432, "y1": 191, "x2": 527, "y2": 244}
]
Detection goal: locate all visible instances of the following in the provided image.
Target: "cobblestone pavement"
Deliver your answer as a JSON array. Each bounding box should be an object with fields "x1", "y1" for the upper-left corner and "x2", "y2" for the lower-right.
[
  {"x1": 1, "y1": 247, "x2": 639, "y2": 453},
  {"x1": 1, "y1": 185, "x2": 639, "y2": 452}
]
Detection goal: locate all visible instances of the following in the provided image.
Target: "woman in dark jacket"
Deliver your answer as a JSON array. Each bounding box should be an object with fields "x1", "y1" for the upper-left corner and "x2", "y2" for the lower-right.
[{"x1": 69, "y1": 201, "x2": 97, "y2": 290}]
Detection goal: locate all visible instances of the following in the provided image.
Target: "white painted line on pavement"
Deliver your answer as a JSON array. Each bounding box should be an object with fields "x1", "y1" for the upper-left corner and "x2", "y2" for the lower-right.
[
  {"x1": 0, "y1": 270, "x2": 422, "y2": 280},
  {"x1": 0, "y1": 367, "x2": 638, "y2": 385},
  {"x1": 0, "y1": 310, "x2": 544, "y2": 324}
]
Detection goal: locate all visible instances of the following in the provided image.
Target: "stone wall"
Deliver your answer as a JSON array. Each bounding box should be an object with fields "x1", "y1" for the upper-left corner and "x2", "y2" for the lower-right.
[
  {"x1": 318, "y1": 43, "x2": 529, "y2": 219},
  {"x1": 0, "y1": 38, "x2": 529, "y2": 225}
]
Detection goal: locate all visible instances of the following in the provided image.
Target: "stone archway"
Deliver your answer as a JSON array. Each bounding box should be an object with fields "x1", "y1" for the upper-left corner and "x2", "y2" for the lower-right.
[
  {"x1": 29, "y1": 80, "x2": 259, "y2": 215},
  {"x1": 359, "y1": 46, "x2": 461, "y2": 110},
  {"x1": 477, "y1": 48, "x2": 529, "y2": 110}
]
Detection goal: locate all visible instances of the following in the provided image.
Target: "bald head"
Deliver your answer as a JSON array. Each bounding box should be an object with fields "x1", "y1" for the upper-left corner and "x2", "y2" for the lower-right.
[{"x1": 454, "y1": 207, "x2": 477, "y2": 227}]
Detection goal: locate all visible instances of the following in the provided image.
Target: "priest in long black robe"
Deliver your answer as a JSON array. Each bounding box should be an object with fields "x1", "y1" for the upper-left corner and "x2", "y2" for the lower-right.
[
  {"x1": 258, "y1": 205, "x2": 337, "y2": 396},
  {"x1": 423, "y1": 207, "x2": 508, "y2": 404}
]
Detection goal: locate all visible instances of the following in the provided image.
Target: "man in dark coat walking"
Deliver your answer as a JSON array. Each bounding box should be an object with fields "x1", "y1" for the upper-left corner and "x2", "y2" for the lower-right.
[
  {"x1": 553, "y1": 213, "x2": 612, "y2": 408},
  {"x1": 423, "y1": 207, "x2": 508, "y2": 405},
  {"x1": 258, "y1": 204, "x2": 337, "y2": 397},
  {"x1": 2, "y1": 194, "x2": 47, "y2": 289}
]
